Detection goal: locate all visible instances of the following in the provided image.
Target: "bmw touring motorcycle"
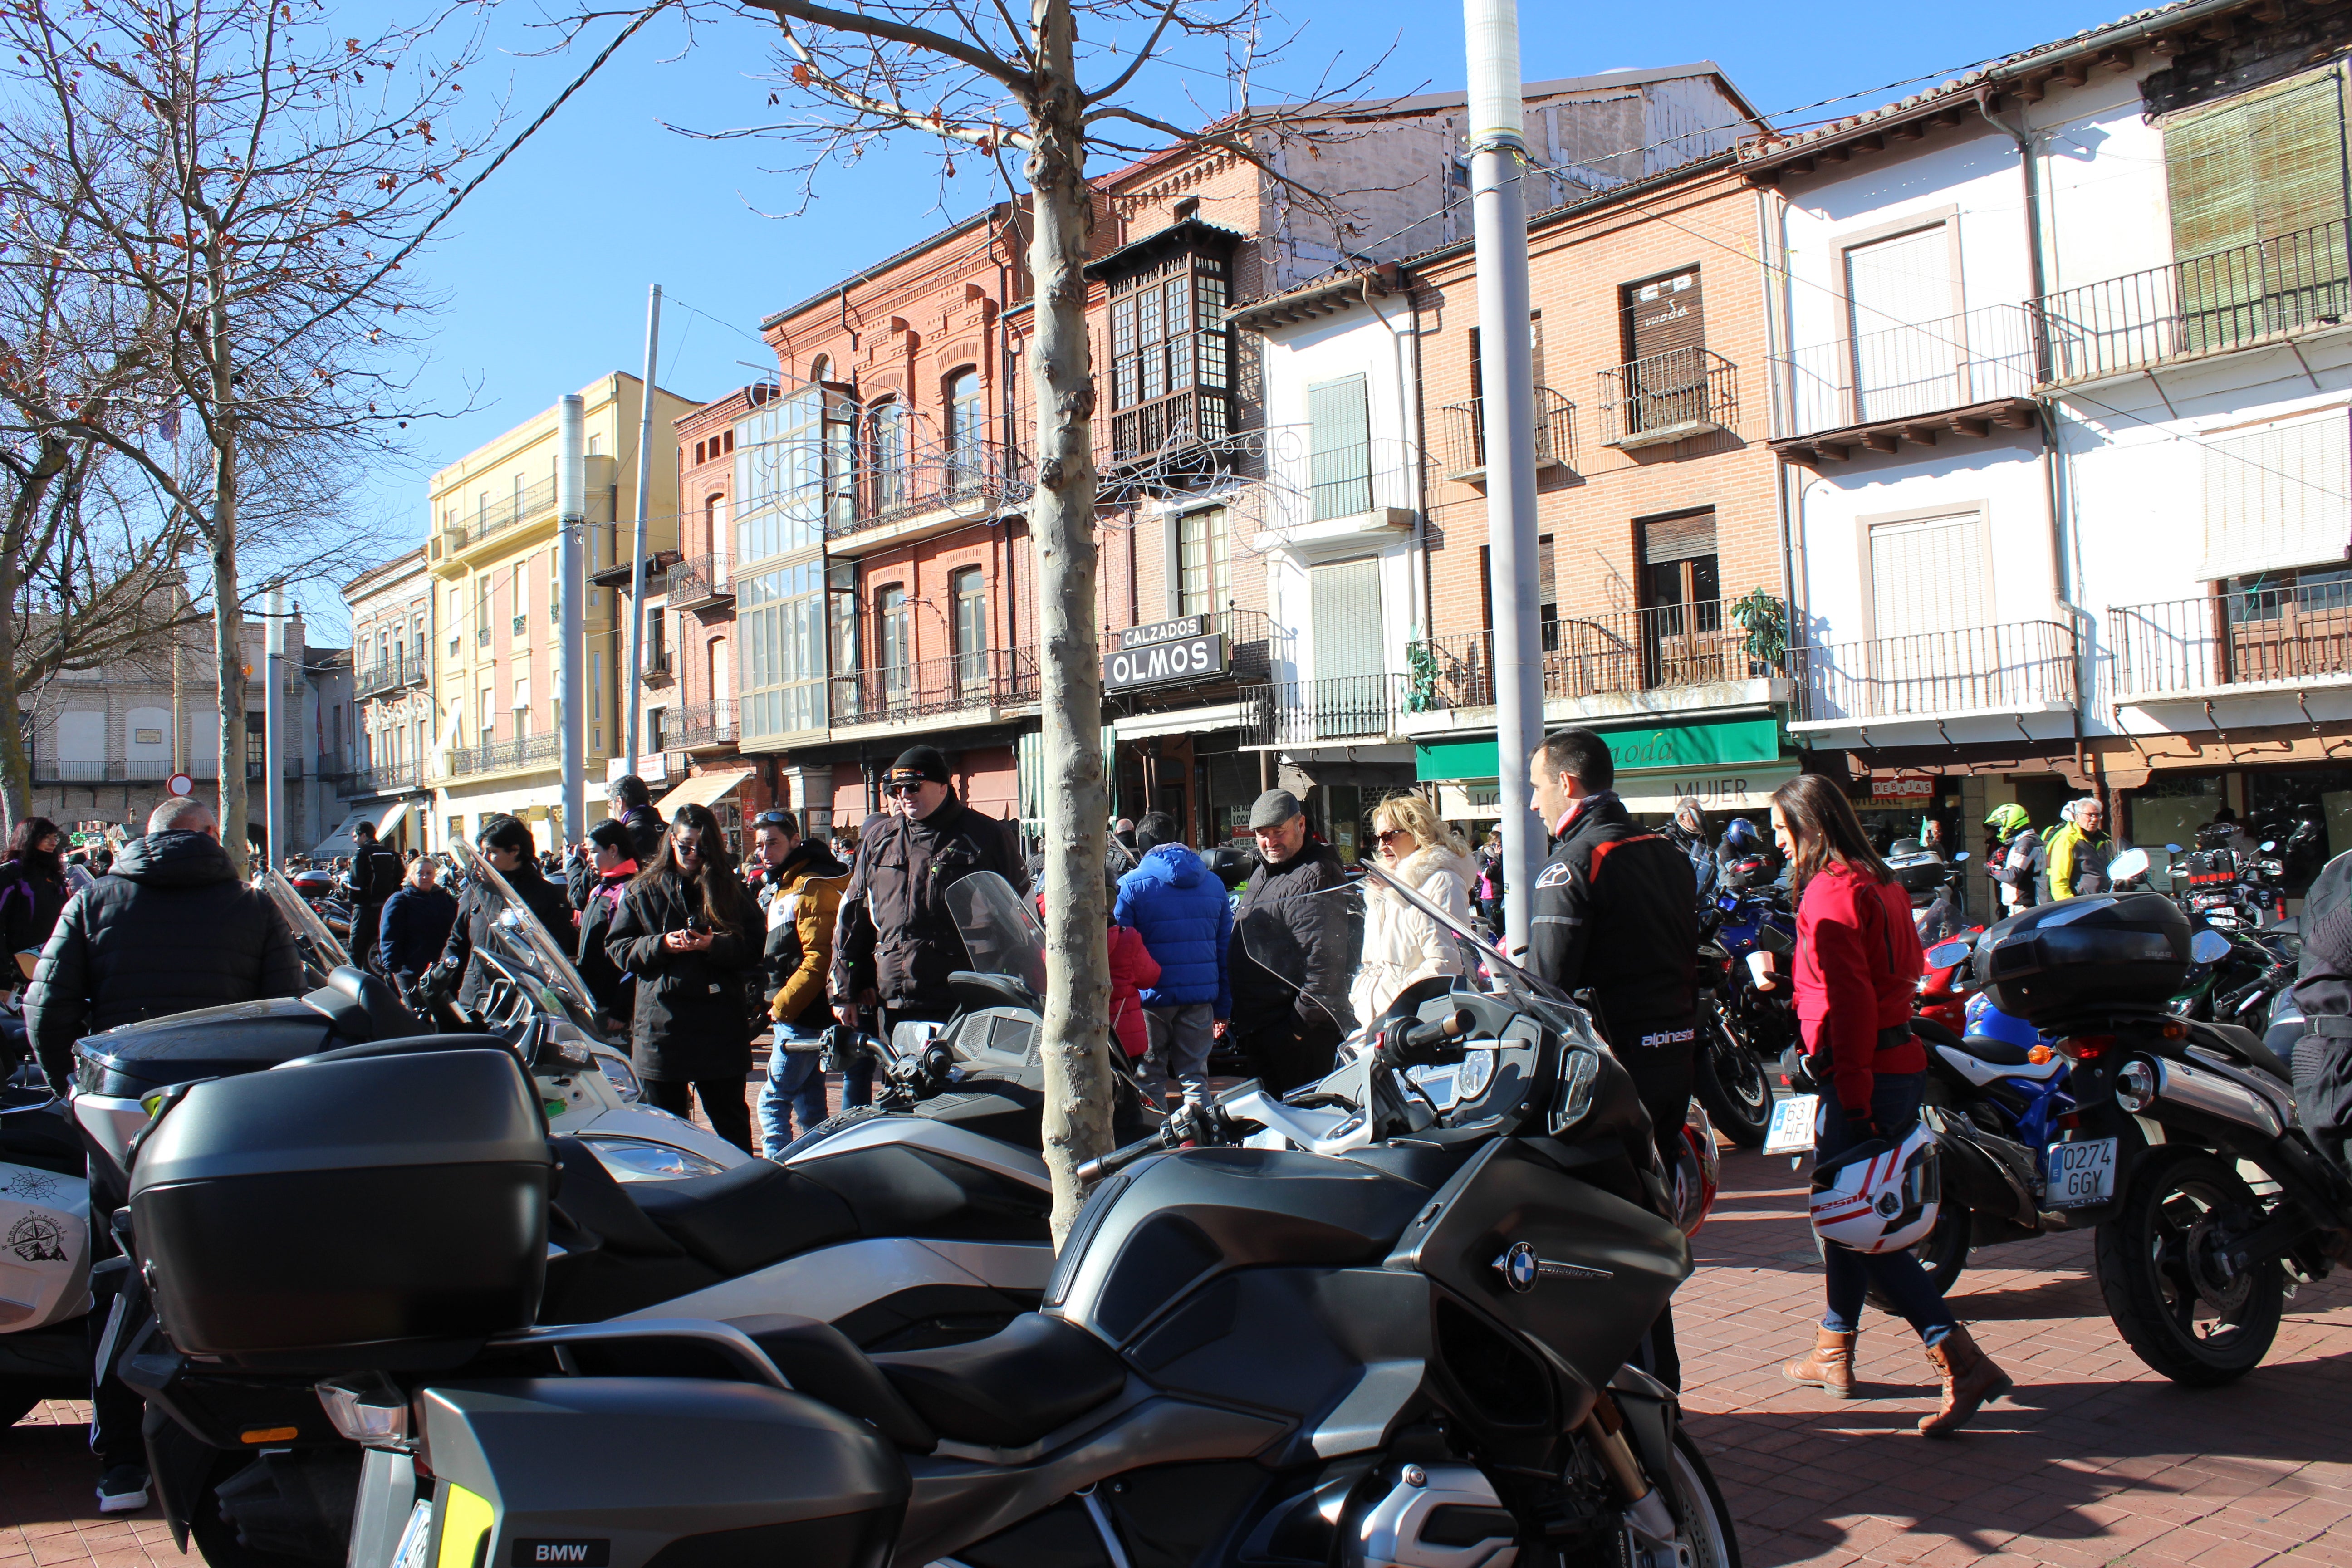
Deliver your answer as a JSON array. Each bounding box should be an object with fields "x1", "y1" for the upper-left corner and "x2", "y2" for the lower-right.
[{"x1": 118, "y1": 860, "x2": 1738, "y2": 1568}]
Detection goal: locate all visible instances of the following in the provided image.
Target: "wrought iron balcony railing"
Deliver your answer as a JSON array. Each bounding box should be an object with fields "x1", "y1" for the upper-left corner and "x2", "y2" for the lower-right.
[
  {"x1": 1239, "y1": 674, "x2": 1407, "y2": 749},
  {"x1": 1433, "y1": 387, "x2": 1578, "y2": 479},
  {"x1": 1408, "y1": 601, "x2": 1777, "y2": 712},
  {"x1": 446, "y1": 731, "x2": 561, "y2": 776},
  {"x1": 829, "y1": 647, "x2": 1040, "y2": 725},
  {"x1": 831, "y1": 438, "x2": 1033, "y2": 542},
  {"x1": 1597, "y1": 348, "x2": 1738, "y2": 449},
  {"x1": 354, "y1": 651, "x2": 429, "y2": 698},
  {"x1": 1789, "y1": 619, "x2": 2076, "y2": 724},
  {"x1": 446, "y1": 476, "x2": 557, "y2": 550},
  {"x1": 2109, "y1": 582, "x2": 2352, "y2": 699},
  {"x1": 671, "y1": 553, "x2": 734, "y2": 609},
  {"x1": 667, "y1": 699, "x2": 739, "y2": 750},
  {"x1": 1773, "y1": 303, "x2": 2039, "y2": 437}
]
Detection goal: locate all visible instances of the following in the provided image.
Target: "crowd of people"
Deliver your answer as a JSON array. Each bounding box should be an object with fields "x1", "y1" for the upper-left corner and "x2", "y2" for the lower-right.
[{"x1": 0, "y1": 728, "x2": 2059, "y2": 1516}]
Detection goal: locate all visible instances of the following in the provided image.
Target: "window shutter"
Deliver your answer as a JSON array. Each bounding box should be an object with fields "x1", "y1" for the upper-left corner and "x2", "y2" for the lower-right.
[
  {"x1": 1308, "y1": 375, "x2": 1372, "y2": 519},
  {"x1": 1624, "y1": 270, "x2": 1705, "y2": 363},
  {"x1": 2166, "y1": 72, "x2": 2349, "y2": 260},
  {"x1": 1869, "y1": 513, "x2": 1989, "y2": 641},
  {"x1": 2198, "y1": 412, "x2": 2352, "y2": 578},
  {"x1": 1310, "y1": 557, "x2": 1384, "y2": 682},
  {"x1": 1641, "y1": 509, "x2": 1719, "y2": 565}
]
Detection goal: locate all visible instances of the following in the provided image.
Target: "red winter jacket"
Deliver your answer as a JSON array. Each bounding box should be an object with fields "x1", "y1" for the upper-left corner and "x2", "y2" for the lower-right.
[
  {"x1": 1793, "y1": 861, "x2": 1926, "y2": 1116},
  {"x1": 1107, "y1": 924, "x2": 1161, "y2": 1059}
]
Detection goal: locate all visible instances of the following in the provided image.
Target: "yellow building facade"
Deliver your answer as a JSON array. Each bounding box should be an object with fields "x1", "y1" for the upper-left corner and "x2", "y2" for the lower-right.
[{"x1": 426, "y1": 372, "x2": 694, "y2": 848}]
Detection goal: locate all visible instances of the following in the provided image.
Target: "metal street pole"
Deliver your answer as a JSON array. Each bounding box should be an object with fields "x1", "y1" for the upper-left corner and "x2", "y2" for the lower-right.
[
  {"x1": 559, "y1": 394, "x2": 587, "y2": 849},
  {"x1": 1465, "y1": 0, "x2": 1544, "y2": 957},
  {"x1": 263, "y1": 585, "x2": 286, "y2": 871},
  {"x1": 624, "y1": 286, "x2": 662, "y2": 774}
]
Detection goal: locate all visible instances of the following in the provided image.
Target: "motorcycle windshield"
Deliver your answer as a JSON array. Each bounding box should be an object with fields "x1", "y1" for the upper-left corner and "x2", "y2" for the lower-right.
[
  {"x1": 945, "y1": 871, "x2": 1050, "y2": 995},
  {"x1": 453, "y1": 840, "x2": 600, "y2": 1027},
  {"x1": 262, "y1": 869, "x2": 351, "y2": 972},
  {"x1": 1238, "y1": 863, "x2": 1576, "y2": 1041}
]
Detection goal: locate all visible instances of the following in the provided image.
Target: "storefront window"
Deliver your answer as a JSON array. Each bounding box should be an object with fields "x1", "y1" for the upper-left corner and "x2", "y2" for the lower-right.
[
  {"x1": 1201, "y1": 753, "x2": 1256, "y2": 841},
  {"x1": 2122, "y1": 773, "x2": 2221, "y2": 895},
  {"x1": 2246, "y1": 765, "x2": 2352, "y2": 891}
]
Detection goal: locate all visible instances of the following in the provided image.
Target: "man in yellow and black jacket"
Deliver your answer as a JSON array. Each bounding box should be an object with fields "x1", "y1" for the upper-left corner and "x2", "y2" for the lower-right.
[{"x1": 752, "y1": 809, "x2": 851, "y2": 1154}]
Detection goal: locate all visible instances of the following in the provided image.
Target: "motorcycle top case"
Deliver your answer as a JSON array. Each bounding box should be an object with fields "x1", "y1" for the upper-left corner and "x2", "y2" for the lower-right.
[
  {"x1": 129, "y1": 1048, "x2": 551, "y2": 1372},
  {"x1": 1885, "y1": 849, "x2": 1951, "y2": 897},
  {"x1": 1972, "y1": 891, "x2": 2191, "y2": 1028},
  {"x1": 75, "y1": 995, "x2": 339, "y2": 1097}
]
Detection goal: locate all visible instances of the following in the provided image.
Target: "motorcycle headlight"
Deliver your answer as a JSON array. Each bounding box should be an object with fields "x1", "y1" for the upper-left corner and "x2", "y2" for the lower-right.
[
  {"x1": 581, "y1": 1137, "x2": 729, "y2": 1182},
  {"x1": 1550, "y1": 1048, "x2": 1601, "y2": 1135},
  {"x1": 590, "y1": 1047, "x2": 641, "y2": 1102}
]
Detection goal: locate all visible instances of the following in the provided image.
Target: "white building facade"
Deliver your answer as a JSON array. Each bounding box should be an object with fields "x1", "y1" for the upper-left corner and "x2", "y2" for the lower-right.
[{"x1": 1752, "y1": 0, "x2": 2352, "y2": 884}]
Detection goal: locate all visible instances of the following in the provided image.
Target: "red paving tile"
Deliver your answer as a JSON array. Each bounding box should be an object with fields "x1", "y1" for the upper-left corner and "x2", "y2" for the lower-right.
[{"x1": 8, "y1": 1084, "x2": 2352, "y2": 1567}]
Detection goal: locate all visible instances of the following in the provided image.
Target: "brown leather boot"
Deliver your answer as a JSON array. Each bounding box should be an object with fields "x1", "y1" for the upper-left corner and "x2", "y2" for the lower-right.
[
  {"x1": 1782, "y1": 1327, "x2": 1858, "y2": 1398},
  {"x1": 1917, "y1": 1325, "x2": 2014, "y2": 1436}
]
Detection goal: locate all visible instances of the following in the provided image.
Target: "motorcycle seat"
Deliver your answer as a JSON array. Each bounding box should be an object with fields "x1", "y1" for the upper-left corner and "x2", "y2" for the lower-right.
[
  {"x1": 724, "y1": 1313, "x2": 938, "y2": 1453},
  {"x1": 628, "y1": 1158, "x2": 859, "y2": 1277},
  {"x1": 872, "y1": 1312, "x2": 1126, "y2": 1449},
  {"x1": 1959, "y1": 1034, "x2": 2034, "y2": 1068},
  {"x1": 2195, "y1": 1022, "x2": 2294, "y2": 1085}
]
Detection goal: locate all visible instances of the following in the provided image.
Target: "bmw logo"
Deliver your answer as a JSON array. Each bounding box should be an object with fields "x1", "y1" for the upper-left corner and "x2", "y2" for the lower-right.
[{"x1": 1499, "y1": 1241, "x2": 1539, "y2": 1294}]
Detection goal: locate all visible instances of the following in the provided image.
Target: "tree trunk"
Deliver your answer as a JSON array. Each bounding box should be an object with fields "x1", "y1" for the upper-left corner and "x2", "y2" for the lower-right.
[
  {"x1": 1026, "y1": 0, "x2": 1112, "y2": 1247},
  {"x1": 209, "y1": 256, "x2": 248, "y2": 875}
]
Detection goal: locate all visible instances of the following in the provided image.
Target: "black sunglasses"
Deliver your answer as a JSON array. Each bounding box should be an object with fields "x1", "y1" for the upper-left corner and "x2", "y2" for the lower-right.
[
  {"x1": 886, "y1": 782, "x2": 924, "y2": 796},
  {"x1": 755, "y1": 811, "x2": 795, "y2": 827}
]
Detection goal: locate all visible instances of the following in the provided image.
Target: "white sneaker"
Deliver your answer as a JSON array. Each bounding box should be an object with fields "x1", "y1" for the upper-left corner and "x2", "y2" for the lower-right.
[{"x1": 96, "y1": 1466, "x2": 150, "y2": 1514}]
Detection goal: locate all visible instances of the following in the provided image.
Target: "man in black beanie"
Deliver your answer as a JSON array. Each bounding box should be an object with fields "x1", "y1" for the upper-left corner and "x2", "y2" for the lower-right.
[{"x1": 831, "y1": 746, "x2": 1029, "y2": 1050}]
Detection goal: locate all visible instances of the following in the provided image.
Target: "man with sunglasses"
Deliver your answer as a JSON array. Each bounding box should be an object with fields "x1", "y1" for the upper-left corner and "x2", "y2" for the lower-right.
[{"x1": 831, "y1": 746, "x2": 1028, "y2": 1042}]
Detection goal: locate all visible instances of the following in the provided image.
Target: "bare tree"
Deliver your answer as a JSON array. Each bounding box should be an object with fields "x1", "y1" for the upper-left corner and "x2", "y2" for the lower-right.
[
  {"x1": 671, "y1": 0, "x2": 1370, "y2": 1236},
  {"x1": 0, "y1": 0, "x2": 507, "y2": 872}
]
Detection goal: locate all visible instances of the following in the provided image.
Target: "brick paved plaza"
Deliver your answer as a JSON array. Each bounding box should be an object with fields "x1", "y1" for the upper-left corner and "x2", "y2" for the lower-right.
[{"x1": 7, "y1": 1125, "x2": 2351, "y2": 1568}]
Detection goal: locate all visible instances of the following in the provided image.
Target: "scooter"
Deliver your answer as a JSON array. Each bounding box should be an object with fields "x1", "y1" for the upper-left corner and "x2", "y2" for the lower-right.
[{"x1": 122, "y1": 858, "x2": 1741, "y2": 1568}]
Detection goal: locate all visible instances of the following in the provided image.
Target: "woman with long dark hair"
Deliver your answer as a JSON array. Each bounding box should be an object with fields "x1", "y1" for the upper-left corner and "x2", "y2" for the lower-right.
[
  {"x1": 1772, "y1": 773, "x2": 2013, "y2": 1435},
  {"x1": 604, "y1": 802, "x2": 763, "y2": 1152},
  {"x1": 0, "y1": 816, "x2": 71, "y2": 960}
]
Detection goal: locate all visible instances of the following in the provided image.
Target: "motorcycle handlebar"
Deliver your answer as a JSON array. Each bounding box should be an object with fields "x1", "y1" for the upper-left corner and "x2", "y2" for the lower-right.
[{"x1": 1075, "y1": 1127, "x2": 1174, "y2": 1185}]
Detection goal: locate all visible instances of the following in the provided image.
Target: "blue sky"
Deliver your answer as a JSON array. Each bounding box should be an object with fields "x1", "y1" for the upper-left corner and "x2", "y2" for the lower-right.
[{"x1": 315, "y1": 0, "x2": 2141, "y2": 639}]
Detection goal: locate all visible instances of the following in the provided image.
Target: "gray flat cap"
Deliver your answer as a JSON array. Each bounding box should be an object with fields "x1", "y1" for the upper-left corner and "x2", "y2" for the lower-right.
[{"x1": 1248, "y1": 789, "x2": 1303, "y2": 829}]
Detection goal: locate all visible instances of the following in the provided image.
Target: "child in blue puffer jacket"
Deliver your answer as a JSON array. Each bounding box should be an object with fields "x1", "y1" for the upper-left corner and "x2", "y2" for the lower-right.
[{"x1": 1112, "y1": 811, "x2": 1233, "y2": 1109}]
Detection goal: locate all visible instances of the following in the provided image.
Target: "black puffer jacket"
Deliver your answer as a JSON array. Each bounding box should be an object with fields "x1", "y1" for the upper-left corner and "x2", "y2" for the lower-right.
[
  {"x1": 0, "y1": 855, "x2": 70, "y2": 956},
  {"x1": 1228, "y1": 838, "x2": 1354, "y2": 1039},
  {"x1": 605, "y1": 870, "x2": 758, "y2": 1081},
  {"x1": 25, "y1": 830, "x2": 304, "y2": 1093},
  {"x1": 441, "y1": 861, "x2": 576, "y2": 1009},
  {"x1": 831, "y1": 794, "x2": 1029, "y2": 1013}
]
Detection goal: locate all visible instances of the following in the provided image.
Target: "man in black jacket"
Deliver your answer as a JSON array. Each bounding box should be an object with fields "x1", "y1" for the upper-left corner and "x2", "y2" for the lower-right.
[
  {"x1": 24, "y1": 795, "x2": 305, "y2": 1516},
  {"x1": 1227, "y1": 789, "x2": 1353, "y2": 1093},
  {"x1": 831, "y1": 746, "x2": 1028, "y2": 1035},
  {"x1": 341, "y1": 818, "x2": 404, "y2": 972},
  {"x1": 609, "y1": 774, "x2": 666, "y2": 865},
  {"x1": 1526, "y1": 727, "x2": 1697, "y2": 1389}
]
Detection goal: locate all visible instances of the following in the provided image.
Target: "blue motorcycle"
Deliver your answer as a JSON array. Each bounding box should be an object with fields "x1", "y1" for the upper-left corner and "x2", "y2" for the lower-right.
[{"x1": 1693, "y1": 867, "x2": 1797, "y2": 1148}]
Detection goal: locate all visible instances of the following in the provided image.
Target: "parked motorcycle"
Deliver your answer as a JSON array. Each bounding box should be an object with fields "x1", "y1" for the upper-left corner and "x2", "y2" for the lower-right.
[
  {"x1": 121, "y1": 856, "x2": 1742, "y2": 1568},
  {"x1": 1947, "y1": 883, "x2": 2342, "y2": 1386},
  {"x1": 0, "y1": 1077, "x2": 88, "y2": 1427},
  {"x1": 1691, "y1": 878, "x2": 1796, "y2": 1149}
]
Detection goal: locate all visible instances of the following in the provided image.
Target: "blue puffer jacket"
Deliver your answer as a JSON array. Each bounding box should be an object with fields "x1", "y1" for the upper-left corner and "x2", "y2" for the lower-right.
[{"x1": 1114, "y1": 843, "x2": 1233, "y2": 1017}]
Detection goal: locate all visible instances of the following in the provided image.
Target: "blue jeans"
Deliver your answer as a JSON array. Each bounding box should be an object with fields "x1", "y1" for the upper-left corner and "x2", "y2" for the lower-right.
[
  {"x1": 1817, "y1": 1072, "x2": 1957, "y2": 1346},
  {"x1": 757, "y1": 1031, "x2": 831, "y2": 1156}
]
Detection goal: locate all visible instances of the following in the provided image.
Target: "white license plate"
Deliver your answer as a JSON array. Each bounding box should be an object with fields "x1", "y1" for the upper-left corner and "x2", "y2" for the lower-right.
[
  {"x1": 1763, "y1": 1094, "x2": 1818, "y2": 1156},
  {"x1": 2045, "y1": 1137, "x2": 2118, "y2": 1208}
]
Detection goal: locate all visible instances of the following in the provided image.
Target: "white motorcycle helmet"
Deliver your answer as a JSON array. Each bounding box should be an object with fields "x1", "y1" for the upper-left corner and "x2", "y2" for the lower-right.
[{"x1": 1809, "y1": 1117, "x2": 1941, "y2": 1254}]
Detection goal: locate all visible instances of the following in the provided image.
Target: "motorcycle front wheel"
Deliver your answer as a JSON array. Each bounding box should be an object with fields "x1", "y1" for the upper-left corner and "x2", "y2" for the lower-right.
[
  {"x1": 2094, "y1": 1149, "x2": 2283, "y2": 1386},
  {"x1": 1693, "y1": 1001, "x2": 1770, "y2": 1149},
  {"x1": 1660, "y1": 1428, "x2": 1743, "y2": 1568}
]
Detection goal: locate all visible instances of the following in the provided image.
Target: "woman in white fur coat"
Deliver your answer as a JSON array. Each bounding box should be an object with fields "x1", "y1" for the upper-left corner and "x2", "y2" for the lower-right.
[{"x1": 1350, "y1": 791, "x2": 1480, "y2": 1027}]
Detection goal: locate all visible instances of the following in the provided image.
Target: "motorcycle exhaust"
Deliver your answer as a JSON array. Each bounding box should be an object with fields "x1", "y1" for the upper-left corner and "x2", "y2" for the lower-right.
[{"x1": 2116, "y1": 1055, "x2": 2286, "y2": 1139}]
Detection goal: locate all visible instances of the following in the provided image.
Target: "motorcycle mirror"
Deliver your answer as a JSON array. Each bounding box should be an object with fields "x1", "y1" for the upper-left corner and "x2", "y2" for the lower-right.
[
  {"x1": 2106, "y1": 848, "x2": 2150, "y2": 882},
  {"x1": 2261, "y1": 840, "x2": 2278, "y2": 852},
  {"x1": 2190, "y1": 929, "x2": 2232, "y2": 965},
  {"x1": 1951, "y1": 850, "x2": 1970, "y2": 863},
  {"x1": 1925, "y1": 937, "x2": 1973, "y2": 970},
  {"x1": 2165, "y1": 843, "x2": 2183, "y2": 853}
]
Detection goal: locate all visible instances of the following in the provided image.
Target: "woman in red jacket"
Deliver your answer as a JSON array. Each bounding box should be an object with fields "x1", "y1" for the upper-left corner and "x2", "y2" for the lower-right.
[{"x1": 1773, "y1": 774, "x2": 2014, "y2": 1436}]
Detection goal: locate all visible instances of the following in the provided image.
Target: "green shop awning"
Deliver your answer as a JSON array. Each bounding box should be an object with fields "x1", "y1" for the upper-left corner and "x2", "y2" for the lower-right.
[{"x1": 1415, "y1": 716, "x2": 1781, "y2": 783}]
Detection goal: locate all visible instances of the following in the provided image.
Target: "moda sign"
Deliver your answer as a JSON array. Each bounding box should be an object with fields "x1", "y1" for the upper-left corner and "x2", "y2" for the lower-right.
[{"x1": 1104, "y1": 614, "x2": 1230, "y2": 691}]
